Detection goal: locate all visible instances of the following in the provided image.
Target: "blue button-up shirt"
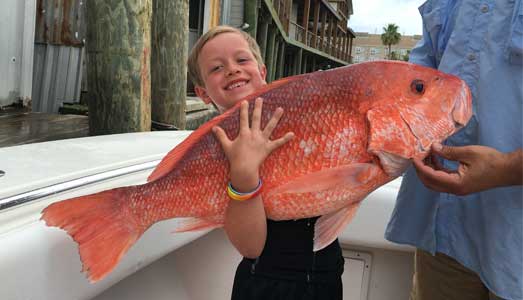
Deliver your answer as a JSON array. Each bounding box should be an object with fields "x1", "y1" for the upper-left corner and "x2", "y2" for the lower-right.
[{"x1": 385, "y1": 0, "x2": 523, "y2": 299}]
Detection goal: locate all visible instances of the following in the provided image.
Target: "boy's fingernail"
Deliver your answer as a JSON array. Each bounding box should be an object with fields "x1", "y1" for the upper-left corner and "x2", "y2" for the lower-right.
[{"x1": 432, "y1": 143, "x2": 442, "y2": 151}]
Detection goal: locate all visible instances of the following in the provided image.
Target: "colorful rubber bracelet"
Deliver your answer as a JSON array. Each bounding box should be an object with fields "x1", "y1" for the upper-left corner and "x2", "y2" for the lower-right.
[{"x1": 227, "y1": 179, "x2": 263, "y2": 201}]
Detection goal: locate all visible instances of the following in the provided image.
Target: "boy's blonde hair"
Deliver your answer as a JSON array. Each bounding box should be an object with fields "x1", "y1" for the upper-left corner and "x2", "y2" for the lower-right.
[{"x1": 188, "y1": 25, "x2": 264, "y2": 87}]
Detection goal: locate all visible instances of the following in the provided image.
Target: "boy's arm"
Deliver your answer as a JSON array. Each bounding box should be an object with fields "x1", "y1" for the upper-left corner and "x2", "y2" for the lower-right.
[{"x1": 213, "y1": 99, "x2": 294, "y2": 258}]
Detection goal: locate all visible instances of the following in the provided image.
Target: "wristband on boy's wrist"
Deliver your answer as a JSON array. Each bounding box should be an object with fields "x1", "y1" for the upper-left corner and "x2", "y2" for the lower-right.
[{"x1": 227, "y1": 179, "x2": 263, "y2": 201}]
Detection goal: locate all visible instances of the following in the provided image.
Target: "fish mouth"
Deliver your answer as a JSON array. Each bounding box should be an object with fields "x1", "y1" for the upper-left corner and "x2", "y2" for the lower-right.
[{"x1": 451, "y1": 83, "x2": 472, "y2": 128}]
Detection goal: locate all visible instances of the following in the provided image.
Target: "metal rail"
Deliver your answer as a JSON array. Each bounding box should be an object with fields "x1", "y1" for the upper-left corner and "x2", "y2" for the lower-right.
[{"x1": 0, "y1": 160, "x2": 160, "y2": 211}]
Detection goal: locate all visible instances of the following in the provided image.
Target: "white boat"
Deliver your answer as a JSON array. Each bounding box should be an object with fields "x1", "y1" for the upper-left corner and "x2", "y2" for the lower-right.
[{"x1": 0, "y1": 131, "x2": 414, "y2": 300}]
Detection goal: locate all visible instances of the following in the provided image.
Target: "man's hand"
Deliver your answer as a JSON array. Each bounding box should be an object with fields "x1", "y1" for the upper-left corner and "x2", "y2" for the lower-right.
[{"x1": 412, "y1": 143, "x2": 522, "y2": 196}]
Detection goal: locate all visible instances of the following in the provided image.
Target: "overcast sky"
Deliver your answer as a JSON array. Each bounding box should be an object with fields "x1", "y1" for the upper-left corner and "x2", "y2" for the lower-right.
[{"x1": 349, "y1": 0, "x2": 425, "y2": 36}]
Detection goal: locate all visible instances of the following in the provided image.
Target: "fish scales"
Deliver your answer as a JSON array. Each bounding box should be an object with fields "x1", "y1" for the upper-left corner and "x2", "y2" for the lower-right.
[{"x1": 41, "y1": 61, "x2": 472, "y2": 282}]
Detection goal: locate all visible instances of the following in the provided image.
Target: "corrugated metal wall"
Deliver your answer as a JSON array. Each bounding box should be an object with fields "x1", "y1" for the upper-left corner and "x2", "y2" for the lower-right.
[
  {"x1": 35, "y1": 0, "x2": 85, "y2": 46},
  {"x1": 0, "y1": 0, "x2": 36, "y2": 107},
  {"x1": 32, "y1": 44, "x2": 84, "y2": 112},
  {"x1": 32, "y1": 0, "x2": 85, "y2": 113},
  {"x1": 229, "y1": 0, "x2": 244, "y2": 28}
]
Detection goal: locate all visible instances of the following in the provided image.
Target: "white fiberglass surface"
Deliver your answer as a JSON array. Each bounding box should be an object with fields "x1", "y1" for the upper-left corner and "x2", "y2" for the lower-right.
[{"x1": 0, "y1": 131, "x2": 192, "y2": 199}]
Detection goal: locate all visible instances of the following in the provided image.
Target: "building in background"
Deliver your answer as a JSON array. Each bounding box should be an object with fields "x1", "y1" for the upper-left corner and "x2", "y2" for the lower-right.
[
  {"x1": 351, "y1": 32, "x2": 421, "y2": 63},
  {"x1": 2, "y1": 0, "x2": 355, "y2": 114}
]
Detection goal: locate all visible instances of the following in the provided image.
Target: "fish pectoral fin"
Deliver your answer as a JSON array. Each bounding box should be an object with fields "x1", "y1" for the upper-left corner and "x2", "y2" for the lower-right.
[
  {"x1": 173, "y1": 217, "x2": 223, "y2": 233},
  {"x1": 267, "y1": 163, "x2": 380, "y2": 197},
  {"x1": 313, "y1": 202, "x2": 361, "y2": 251}
]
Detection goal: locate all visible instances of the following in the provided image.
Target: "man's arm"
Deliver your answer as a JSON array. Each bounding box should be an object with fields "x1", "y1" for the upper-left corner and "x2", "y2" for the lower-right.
[{"x1": 412, "y1": 143, "x2": 523, "y2": 196}]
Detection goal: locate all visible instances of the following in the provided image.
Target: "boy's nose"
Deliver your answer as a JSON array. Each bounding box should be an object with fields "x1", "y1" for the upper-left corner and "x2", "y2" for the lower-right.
[{"x1": 225, "y1": 65, "x2": 240, "y2": 76}]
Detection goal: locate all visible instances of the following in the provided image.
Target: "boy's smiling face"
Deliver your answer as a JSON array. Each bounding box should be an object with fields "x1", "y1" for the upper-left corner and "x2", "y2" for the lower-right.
[{"x1": 195, "y1": 32, "x2": 267, "y2": 112}]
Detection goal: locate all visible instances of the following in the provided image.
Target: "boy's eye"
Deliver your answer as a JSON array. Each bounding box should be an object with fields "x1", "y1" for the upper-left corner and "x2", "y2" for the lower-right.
[
  {"x1": 238, "y1": 58, "x2": 249, "y2": 63},
  {"x1": 210, "y1": 65, "x2": 222, "y2": 72}
]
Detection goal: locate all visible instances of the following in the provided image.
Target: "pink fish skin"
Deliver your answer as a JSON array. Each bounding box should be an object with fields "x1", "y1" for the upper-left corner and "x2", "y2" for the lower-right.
[{"x1": 41, "y1": 61, "x2": 472, "y2": 282}]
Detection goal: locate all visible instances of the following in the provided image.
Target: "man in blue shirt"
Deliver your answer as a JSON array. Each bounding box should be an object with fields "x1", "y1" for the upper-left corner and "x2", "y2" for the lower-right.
[{"x1": 385, "y1": 0, "x2": 523, "y2": 299}]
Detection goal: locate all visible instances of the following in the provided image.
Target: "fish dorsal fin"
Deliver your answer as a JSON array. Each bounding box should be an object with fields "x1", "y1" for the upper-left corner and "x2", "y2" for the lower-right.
[
  {"x1": 147, "y1": 76, "x2": 297, "y2": 182},
  {"x1": 313, "y1": 202, "x2": 361, "y2": 251},
  {"x1": 147, "y1": 113, "x2": 230, "y2": 182},
  {"x1": 266, "y1": 163, "x2": 380, "y2": 197}
]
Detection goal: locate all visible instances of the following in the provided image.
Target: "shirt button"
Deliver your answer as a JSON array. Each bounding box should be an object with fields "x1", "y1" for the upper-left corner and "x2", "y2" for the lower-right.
[
  {"x1": 467, "y1": 53, "x2": 476, "y2": 61},
  {"x1": 480, "y1": 4, "x2": 489, "y2": 13}
]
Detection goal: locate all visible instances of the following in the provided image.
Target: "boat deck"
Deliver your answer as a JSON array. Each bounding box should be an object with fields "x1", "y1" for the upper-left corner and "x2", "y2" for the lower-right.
[{"x1": 0, "y1": 97, "x2": 215, "y2": 148}]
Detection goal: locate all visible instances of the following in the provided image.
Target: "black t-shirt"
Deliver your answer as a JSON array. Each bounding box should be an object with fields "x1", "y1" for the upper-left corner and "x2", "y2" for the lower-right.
[{"x1": 239, "y1": 216, "x2": 344, "y2": 282}]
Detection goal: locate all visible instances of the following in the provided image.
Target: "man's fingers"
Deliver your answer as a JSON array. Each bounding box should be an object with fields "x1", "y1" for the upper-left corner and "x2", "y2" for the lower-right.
[
  {"x1": 269, "y1": 132, "x2": 295, "y2": 151},
  {"x1": 251, "y1": 98, "x2": 263, "y2": 131},
  {"x1": 413, "y1": 157, "x2": 463, "y2": 193},
  {"x1": 212, "y1": 126, "x2": 231, "y2": 150},
  {"x1": 432, "y1": 143, "x2": 469, "y2": 162},
  {"x1": 263, "y1": 107, "x2": 284, "y2": 138}
]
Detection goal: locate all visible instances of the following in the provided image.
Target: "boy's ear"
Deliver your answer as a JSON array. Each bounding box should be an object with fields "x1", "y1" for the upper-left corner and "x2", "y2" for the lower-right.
[
  {"x1": 260, "y1": 64, "x2": 267, "y2": 81},
  {"x1": 195, "y1": 86, "x2": 212, "y2": 104}
]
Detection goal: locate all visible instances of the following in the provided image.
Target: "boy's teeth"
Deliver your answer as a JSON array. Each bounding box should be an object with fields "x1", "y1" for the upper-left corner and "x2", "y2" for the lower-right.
[{"x1": 227, "y1": 81, "x2": 246, "y2": 90}]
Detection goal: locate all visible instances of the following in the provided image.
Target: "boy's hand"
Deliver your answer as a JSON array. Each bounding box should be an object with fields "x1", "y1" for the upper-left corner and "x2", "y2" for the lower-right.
[
  {"x1": 412, "y1": 143, "x2": 520, "y2": 195},
  {"x1": 212, "y1": 98, "x2": 294, "y2": 192}
]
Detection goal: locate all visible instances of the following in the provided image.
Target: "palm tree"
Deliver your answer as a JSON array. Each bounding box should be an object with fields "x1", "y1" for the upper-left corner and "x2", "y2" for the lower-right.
[{"x1": 381, "y1": 24, "x2": 401, "y2": 59}]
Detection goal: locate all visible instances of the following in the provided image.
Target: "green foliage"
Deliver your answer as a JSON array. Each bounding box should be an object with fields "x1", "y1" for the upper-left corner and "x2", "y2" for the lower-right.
[
  {"x1": 381, "y1": 24, "x2": 401, "y2": 59},
  {"x1": 402, "y1": 50, "x2": 411, "y2": 61}
]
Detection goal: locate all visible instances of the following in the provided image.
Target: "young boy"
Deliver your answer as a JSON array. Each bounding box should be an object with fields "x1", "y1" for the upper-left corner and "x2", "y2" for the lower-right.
[{"x1": 188, "y1": 25, "x2": 345, "y2": 300}]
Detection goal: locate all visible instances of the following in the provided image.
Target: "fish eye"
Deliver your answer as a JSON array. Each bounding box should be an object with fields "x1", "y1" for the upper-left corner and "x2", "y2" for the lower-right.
[{"x1": 410, "y1": 79, "x2": 425, "y2": 94}]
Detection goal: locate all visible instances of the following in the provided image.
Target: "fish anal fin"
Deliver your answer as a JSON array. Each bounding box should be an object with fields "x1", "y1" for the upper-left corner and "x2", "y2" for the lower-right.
[
  {"x1": 313, "y1": 202, "x2": 361, "y2": 251},
  {"x1": 173, "y1": 217, "x2": 223, "y2": 233},
  {"x1": 267, "y1": 163, "x2": 380, "y2": 197}
]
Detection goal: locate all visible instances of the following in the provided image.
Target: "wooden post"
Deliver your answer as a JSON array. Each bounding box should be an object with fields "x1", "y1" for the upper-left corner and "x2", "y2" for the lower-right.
[
  {"x1": 312, "y1": 0, "x2": 320, "y2": 48},
  {"x1": 151, "y1": 0, "x2": 188, "y2": 130},
  {"x1": 302, "y1": 0, "x2": 310, "y2": 45},
  {"x1": 244, "y1": 0, "x2": 257, "y2": 38},
  {"x1": 302, "y1": 54, "x2": 308, "y2": 73},
  {"x1": 349, "y1": 35, "x2": 353, "y2": 62},
  {"x1": 332, "y1": 20, "x2": 338, "y2": 57},
  {"x1": 320, "y1": 10, "x2": 327, "y2": 51},
  {"x1": 344, "y1": 33, "x2": 349, "y2": 61},
  {"x1": 271, "y1": 39, "x2": 279, "y2": 81},
  {"x1": 328, "y1": 16, "x2": 334, "y2": 55},
  {"x1": 86, "y1": 0, "x2": 152, "y2": 135},
  {"x1": 266, "y1": 26, "x2": 277, "y2": 82},
  {"x1": 276, "y1": 41, "x2": 285, "y2": 79},
  {"x1": 257, "y1": 16, "x2": 270, "y2": 61},
  {"x1": 285, "y1": 0, "x2": 292, "y2": 33},
  {"x1": 293, "y1": 48, "x2": 303, "y2": 75}
]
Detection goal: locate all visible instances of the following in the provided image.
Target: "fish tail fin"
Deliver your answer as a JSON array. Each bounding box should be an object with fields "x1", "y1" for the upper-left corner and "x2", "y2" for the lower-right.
[{"x1": 41, "y1": 187, "x2": 143, "y2": 283}]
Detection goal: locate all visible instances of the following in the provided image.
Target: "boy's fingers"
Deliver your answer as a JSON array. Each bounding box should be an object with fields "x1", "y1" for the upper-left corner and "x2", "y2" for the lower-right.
[
  {"x1": 239, "y1": 101, "x2": 249, "y2": 132},
  {"x1": 251, "y1": 98, "x2": 263, "y2": 131},
  {"x1": 212, "y1": 126, "x2": 231, "y2": 150},
  {"x1": 269, "y1": 132, "x2": 295, "y2": 151},
  {"x1": 262, "y1": 107, "x2": 284, "y2": 138}
]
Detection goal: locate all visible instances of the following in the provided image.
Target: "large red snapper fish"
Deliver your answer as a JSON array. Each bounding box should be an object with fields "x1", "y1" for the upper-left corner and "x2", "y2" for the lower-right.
[{"x1": 41, "y1": 61, "x2": 472, "y2": 282}]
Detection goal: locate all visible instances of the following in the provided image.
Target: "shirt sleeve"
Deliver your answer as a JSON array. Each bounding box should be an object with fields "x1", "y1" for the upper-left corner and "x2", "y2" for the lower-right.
[{"x1": 408, "y1": 1, "x2": 439, "y2": 68}]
